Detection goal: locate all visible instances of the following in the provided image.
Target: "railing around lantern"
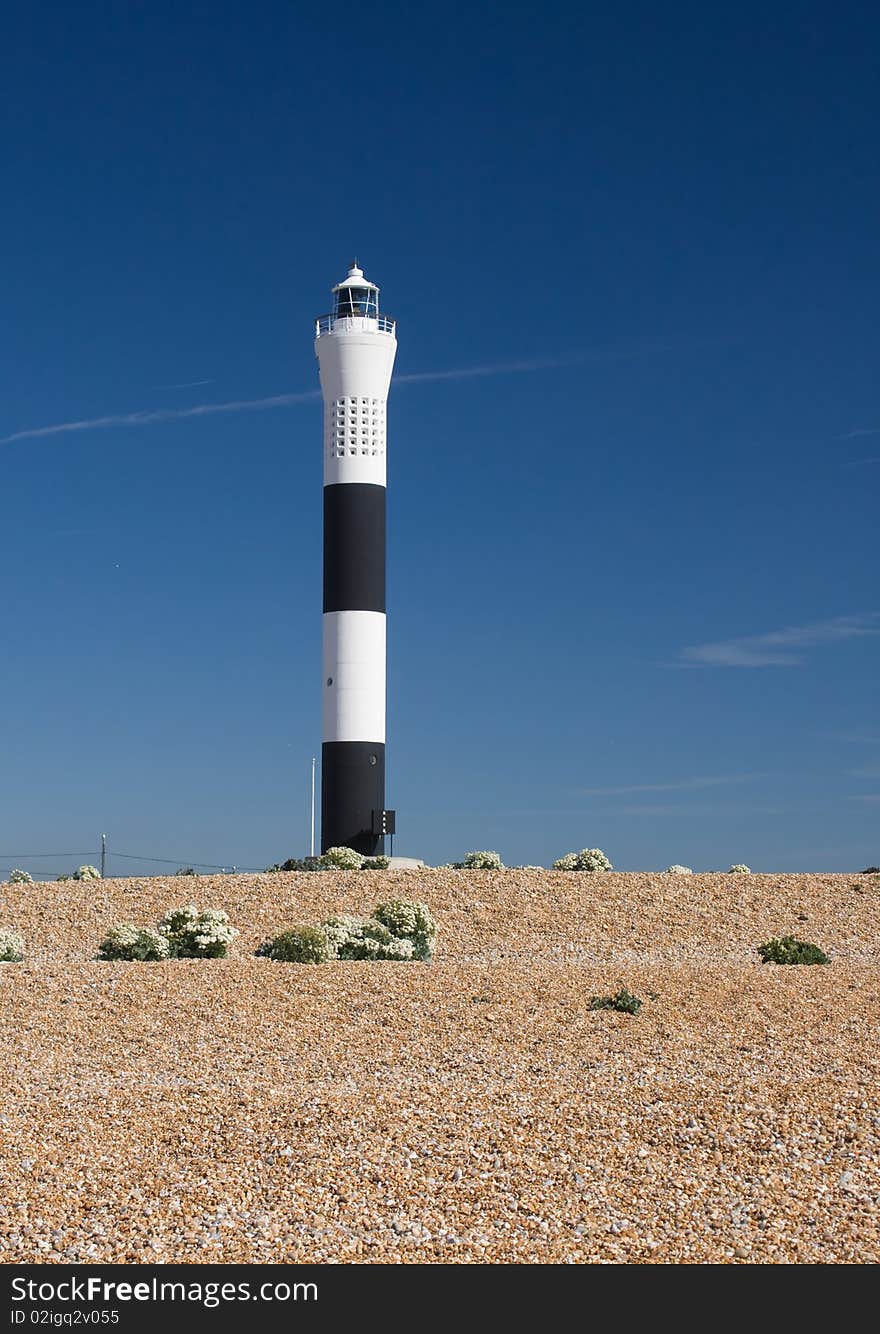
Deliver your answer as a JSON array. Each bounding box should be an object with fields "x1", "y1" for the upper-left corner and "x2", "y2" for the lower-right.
[{"x1": 315, "y1": 314, "x2": 396, "y2": 337}]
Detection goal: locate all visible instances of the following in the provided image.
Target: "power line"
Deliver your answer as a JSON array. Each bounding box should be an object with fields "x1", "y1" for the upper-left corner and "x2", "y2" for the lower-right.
[
  {"x1": 0, "y1": 851, "x2": 94, "y2": 859},
  {"x1": 110, "y1": 852, "x2": 265, "y2": 872},
  {"x1": 111, "y1": 851, "x2": 233, "y2": 869},
  {"x1": 3, "y1": 847, "x2": 273, "y2": 878}
]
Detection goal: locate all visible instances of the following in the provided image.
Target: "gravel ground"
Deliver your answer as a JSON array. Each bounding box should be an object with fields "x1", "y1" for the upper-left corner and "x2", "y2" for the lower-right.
[{"x1": 1, "y1": 870, "x2": 878, "y2": 1264}]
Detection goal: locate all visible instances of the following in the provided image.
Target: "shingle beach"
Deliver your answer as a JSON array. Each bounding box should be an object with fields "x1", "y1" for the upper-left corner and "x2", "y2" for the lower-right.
[{"x1": 2, "y1": 869, "x2": 878, "y2": 1263}]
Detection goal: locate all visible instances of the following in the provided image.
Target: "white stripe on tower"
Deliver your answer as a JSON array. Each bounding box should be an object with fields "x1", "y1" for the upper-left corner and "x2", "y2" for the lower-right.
[{"x1": 314, "y1": 263, "x2": 397, "y2": 855}]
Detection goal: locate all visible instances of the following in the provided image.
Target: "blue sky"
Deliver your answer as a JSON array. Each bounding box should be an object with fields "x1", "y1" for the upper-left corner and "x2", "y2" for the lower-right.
[{"x1": 1, "y1": 1, "x2": 877, "y2": 875}]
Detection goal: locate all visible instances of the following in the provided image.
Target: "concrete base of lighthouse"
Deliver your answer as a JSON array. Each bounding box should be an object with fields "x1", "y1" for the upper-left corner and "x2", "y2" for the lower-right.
[{"x1": 321, "y1": 741, "x2": 385, "y2": 856}]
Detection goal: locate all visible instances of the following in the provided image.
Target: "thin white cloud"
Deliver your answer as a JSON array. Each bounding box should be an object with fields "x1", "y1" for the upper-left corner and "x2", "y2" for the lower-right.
[
  {"x1": 848, "y1": 794, "x2": 880, "y2": 804},
  {"x1": 156, "y1": 379, "x2": 215, "y2": 389},
  {"x1": 0, "y1": 338, "x2": 715, "y2": 448},
  {"x1": 844, "y1": 456, "x2": 880, "y2": 466},
  {"x1": 396, "y1": 347, "x2": 643, "y2": 384},
  {"x1": 593, "y1": 801, "x2": 798, "y2": 817},
  {"x1": 680, "y1": 614, "x2": 880, "y2": 668},
  {"x1": 576, "y1": 774, "x2": 760, "y2": 796},
  {"x1": 824, "y1": 728, "x2": 880, "y2": 744},
  {"x1": 837, "y1": 426, "x2": 880, "y2": 438},
  {"x1": 0, "y1": 391, "x2": 321, "y2": 445}
]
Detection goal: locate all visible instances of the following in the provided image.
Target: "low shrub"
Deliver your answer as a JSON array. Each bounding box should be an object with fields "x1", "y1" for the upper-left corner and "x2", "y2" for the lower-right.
[
  {"x1": 758, "y1": 936, "x2": 829, "y2": 966},
  {"x1": 590, "y1": 988, "x2": 642, "y2": 1015},
  {"x1": 175, "y1": 867, "x2": 198, "y2": 877},
  {"x1": 97, "y1": 925, "x2": 170, "y2": 962},
  {"x1": 266, "y1": 857, "x2": 324, "y2": 872},
  {"x1": 319, "y1": 846, "x2": 365, "y2": 870},
  {"x1": 462, "y1": 850, "x2": 503, "y2": 869},
  {"x1": 258, "y1": 897, "x2": 437, "y2": 964},
  {"x1": 372, "y1": 898, "x2": 437, "y2": 960},
  {"x1": 260, "y1": 926, "x2": 332, "y2": 963},
  {"x1": 729, "y1": 864, "x2": 751, "y2": 874},
  {"x1": 666, "y1": 864, "x2": 693, "y2": 875},
  {"x1": 0, "y1": 929, "x2": 24, "y2": 962},
  {"x1": 553, "y1": 848, "x2": 613, "y2": 872},
  {"x1": 73, "y1": 865, "x2": 101, "y2": 881},
  {"x1": 861, "y1": 866, "x2": 879, "y2": 874},
  {"x1": 8, "y1": 868, "x2": 33, "y2": 884},
  {"x1": 361, "y1": 855, "x2": 391, "y2": 870},
  {"x1": 321, "y1": 914, "x2": 415, "y2": 960},
  {"x1": 321, "y1": 914, "x2": 368, "y2": 956},
  {"x1": 157, "y1": 906, "x2": 237, "y2": 959}
]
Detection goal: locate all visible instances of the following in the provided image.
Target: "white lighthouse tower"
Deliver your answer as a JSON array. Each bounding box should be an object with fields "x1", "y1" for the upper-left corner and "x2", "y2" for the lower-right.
[{"x1": 315, "y1": 263, "x2": 397, "y2": 854}]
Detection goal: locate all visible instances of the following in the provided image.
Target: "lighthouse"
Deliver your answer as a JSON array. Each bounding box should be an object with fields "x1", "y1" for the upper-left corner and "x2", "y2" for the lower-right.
[{"x1": 315, "y1": 263, "x2": 397, "y2": 855}]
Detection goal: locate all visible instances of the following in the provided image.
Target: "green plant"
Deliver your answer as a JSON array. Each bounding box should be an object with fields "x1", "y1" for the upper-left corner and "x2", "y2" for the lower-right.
[
  {"x1": 372, "y1": 898, "x2": 437, "y2": 960},
  {"x1": 266, "y1": 857, "x2": 323, "y2": 872},
  {"x1": 729, "y1": 864, "x2": 751, "y2": 874},
  {"x1": 175, "y1": 867, "x2": 198, "y2": 877},
  {"x1": 320, "y1": 914, "x2": 415, "y2": 960},
  {"x1": 73, "y1": 865, "x2": 101, "y2": 881},
  {"x1": 757, "y1": 936, "x2": 829, "y2": 966},
  {"x1": 97, "y1": 925, "x2": 170, "y2": 962},
  {"x1": 319, "y1": 846, "x2": 365, "y2": 870},
  {"x1": 589, "y1": 988, "x2": 642, "y2": 1015},
  {"x1": 8, "y1": 868, "x2": 33, "y2": 884},
  {"x1": 462, "y1": 850, "x2": 503, "y2": 869},
  {"x1": 553, "y1": 848, "x2": 613, "y2": 872},
  {"x1": 157, "y1": 906, "x2": 237, "y2": 958},
  {"x1": 361, "y1": 855, "x2": 391, "y2": 870},
  {"x1": 260, "y1": 926, "x2": 332, "y2": 963},
  {"x1": 861, "y1": 866, "x2": 879, "y2": 874},
  {"x1": 0, "y1": 929, "x2": 24, "y2": 962}
]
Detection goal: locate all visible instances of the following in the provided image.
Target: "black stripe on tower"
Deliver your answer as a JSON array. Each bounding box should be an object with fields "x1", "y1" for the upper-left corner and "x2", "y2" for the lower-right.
[
  {"x1": 323, "y1": 483, "x2": 385, "y2": 613},
  {"x1": 321, "y1": 742, "x2": 385, "y2": 856}
]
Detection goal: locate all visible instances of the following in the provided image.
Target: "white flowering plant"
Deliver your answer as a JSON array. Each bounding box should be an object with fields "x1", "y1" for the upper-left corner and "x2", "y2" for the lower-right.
[
  {"x1": 73, "y1": 865, "x2": 101, "y2": 881},
  {"x1": 319, "y1": 846, "x2": 365, "y2": 870},
  {"x1": 8, "y1": 869, "x2": 33, "y2": 885},
  {"x1": 259, "y1": 897, "x2": 437, "y2": 964},
  {"x1": 729, "y1": 864, "x2": 752, "y2": 874},
  {"x1": 259, "y1": 926, "x2": 333, "y2": 963},
  {"x1": 462, "y1": 850, "x2": 503, "y2": 869},
  {"x1": 320, "y1": 914, "x2": 415, "y2": 960},
  {"x1": 372, "y1": 898, "x2": 437, "y2": 960},
  {"x1": 666, "y1": 865, "x2": 693, "y2": 875},
  {"x1": 158, "y1": 905, "x2": 237, "y2": 958},
  {"x1": 0, "y1": 929, "x2": 24, "y2": 962},
  {"x1": 553, "y1": 848, "x2": 613, "y2": 872},
  {"x1": 320, "y1": 913, "x2": 367, "y2": 956},
  {"x1": 98, "y1": 925, "x2": 170, "y2": 962},
  {"x1": 322, "y1": 845, "x2": 363, "y2": 870}
]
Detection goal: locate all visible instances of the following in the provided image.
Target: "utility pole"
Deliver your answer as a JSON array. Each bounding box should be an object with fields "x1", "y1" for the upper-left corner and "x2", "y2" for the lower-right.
[
  {"x1": 101, "y1": 833, "x2": 107, "y2": 878},
  {"x1": 310, "y1": 756, "x2": 316, "y2": 858}
]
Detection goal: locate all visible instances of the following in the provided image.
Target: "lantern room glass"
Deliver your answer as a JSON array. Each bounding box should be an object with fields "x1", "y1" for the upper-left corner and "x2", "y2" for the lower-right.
[{"x1": 333, "y1": 286, "x2": 379, "y2": 319}]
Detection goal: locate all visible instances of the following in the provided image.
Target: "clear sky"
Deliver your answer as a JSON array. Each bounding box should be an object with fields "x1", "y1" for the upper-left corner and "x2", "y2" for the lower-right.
[{"x1": 1, "y1": 1, "x2": 877, "y2": 876}]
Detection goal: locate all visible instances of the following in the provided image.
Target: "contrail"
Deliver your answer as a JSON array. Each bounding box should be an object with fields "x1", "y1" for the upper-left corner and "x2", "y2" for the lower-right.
[
  {"x1": 0, "y1": 391, "x2": 321, "y2": 445},
  {"x1": 154, "y1": 378, "x2": 216, "y2": 389},
  {"x1": 0, "y1": 340, "x2": 708, "y2": 447}
]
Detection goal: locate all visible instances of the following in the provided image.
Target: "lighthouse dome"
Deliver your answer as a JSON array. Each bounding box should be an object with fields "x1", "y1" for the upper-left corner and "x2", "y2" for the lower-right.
[{"x1": 332, "y1": 262, "x2": 379, "y2": 319}]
